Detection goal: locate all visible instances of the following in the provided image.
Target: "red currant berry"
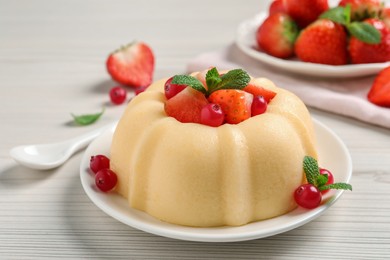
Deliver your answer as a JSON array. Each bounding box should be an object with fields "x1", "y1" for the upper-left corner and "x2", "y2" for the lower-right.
[
  {"x1": 134, "y1": 86, "x2": 148, "y2": 95},
  {"x1": 109, "y1": 86, "x2": 127, "y2": 105},
  {"x1": 164, "y1": 77, "x2": 186, "y2": 99},
  {"x1": 200, "y1": 103, "x2": 224, "y2": 127},
  {"x1": 294, "y1": 184, "x2": 322, "y2": 209},
  {"x1": 95, "y1": 168, "x2": 118, "y2": 192},
  {"x1": 319, "y1": 168, "x2": 334, "y2": 194},
  {"x1": 251, "y1": 95, "x2": 267, "y2": 116},
  {"x1": 90, "y1": 155, "x2": 110, "y2": 174}
]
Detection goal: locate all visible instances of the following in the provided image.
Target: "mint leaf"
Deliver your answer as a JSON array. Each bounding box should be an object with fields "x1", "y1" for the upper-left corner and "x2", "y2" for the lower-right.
[
  {"x1": 215, "y1": 69, "x2": 250, "y2": 91},
  {"x1": 347, "y1": 22, "x2": 381, "y2": 44},
  {"x1": 316, "y1": 174, "x2": 329, "y2": 187},
  {"x1": 303, "y1": 156, "x2": 320, "y2": 186},
  {"x1": 171, "y1": 75, "x2": 207, "y2": 94},
  {"x1": 320, "y1": 6, "x2": 348, "y2": 25},
  {"x1": 71, "y1": 108, "x2": 105, "y2": 125},
  {"x1": 319, "y1": 183, "x2": 353, "y2": 191},
  {"x1": 205, "y1": 67, "x2": 222, "y2": 91}
]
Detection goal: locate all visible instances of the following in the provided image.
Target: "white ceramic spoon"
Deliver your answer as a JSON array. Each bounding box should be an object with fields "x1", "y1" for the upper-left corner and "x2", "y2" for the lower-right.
[{"x1": 9, "y1": 122, "x2": 117, "y2": 170}]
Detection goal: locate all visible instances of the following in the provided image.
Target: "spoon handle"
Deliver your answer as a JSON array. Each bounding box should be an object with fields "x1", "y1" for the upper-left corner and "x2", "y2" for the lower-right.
[{"x1": 67, "y1": 121, "x2": 118, "y2": 154}]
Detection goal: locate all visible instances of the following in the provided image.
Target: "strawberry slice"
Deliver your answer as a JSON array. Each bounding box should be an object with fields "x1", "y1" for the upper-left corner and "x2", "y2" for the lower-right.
[
  {"x1": 164, "y1": 87, "x2": 209, "y2": 123},
  {"x1": 106, "y1": 42, "x2": 154, "y2": 88},
  {"x1": 208, "y1": 89, "x2": 253, "y2": 124},
  {"x1": 367, "y1": 66, "x2": 390, "y2": 107},
  {"x1": 243, "y1": 81, "x2": 277, "y2": 103}
]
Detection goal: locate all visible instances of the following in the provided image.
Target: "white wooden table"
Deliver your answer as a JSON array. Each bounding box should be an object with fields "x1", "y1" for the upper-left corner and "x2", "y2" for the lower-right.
[{"x1": 1, "y1": 0, "x2": 390, "y2": 258}]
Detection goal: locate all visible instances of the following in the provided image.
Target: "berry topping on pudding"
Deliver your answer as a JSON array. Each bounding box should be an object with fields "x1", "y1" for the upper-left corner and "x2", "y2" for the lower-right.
[{"x1": 164, "y1": 67, "x2": 277, "y2": 126}]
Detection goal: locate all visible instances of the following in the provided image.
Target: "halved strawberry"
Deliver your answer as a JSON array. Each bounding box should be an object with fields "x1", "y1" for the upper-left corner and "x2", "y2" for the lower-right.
[
  {"x1": 243, "y1": 81, "x2": 277, "y2": 103},
  {"x1": 208, "y1": 89, "x2": 253, "y2": 124},
  {"x1": 164, "y1": 87, "x2": 209, "y2": 123},
  {"x1": 349, "y1": 19, "x2": 390, "y2": 64},
  {"x1": 256, "y1": 12, "x2": 298, "y2": 59},
  {"x1": 106, "y1": 42, "x2": 154, "y2": 88},
  {"x1": 367, "y1": 66, "x2": 390, "y2": 107}
]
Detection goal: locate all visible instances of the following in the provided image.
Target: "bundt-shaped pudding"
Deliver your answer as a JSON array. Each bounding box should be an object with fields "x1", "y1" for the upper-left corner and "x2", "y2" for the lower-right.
[{"x1": 110, "y1": 68, "x2": 317, "y2": 227}]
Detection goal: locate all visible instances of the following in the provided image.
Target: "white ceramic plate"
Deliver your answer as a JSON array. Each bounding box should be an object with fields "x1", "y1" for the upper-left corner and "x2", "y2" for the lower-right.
[
  {"x1": 236, "y1": 12, "x2": 390, "y2": 78},
  {"x1": 80, "y1": 118, "x2": 352, "y2": 242}
]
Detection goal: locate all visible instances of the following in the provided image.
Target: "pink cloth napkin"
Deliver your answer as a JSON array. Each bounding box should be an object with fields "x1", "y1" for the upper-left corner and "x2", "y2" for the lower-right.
[{"x1": 187, "y1": 44, "x2": 390, "y2": 129}]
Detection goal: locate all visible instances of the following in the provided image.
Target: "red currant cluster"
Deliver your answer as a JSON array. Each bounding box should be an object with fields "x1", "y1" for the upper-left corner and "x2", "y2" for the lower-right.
[
  {"x1": 89, "y1": 155, "x2": 117, "y2": 192},
  {"x1": 294, "y1": 168, "x2": 334, "y2": 209}
]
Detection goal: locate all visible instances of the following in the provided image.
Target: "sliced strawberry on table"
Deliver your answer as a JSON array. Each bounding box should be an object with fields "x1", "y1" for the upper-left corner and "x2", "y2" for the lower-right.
[
  {"x1": 243, "y1": 81, "x2": 277, "y2": 103},
  {"x1": 208, "y1": 89, "x2": 253, "y2": 124},
  {"x1": 164, "y1": 87, "x2": 209, "y2": 123},
  {"x1": 367, "y1": 66, "x2": 390, "y2": 107},
  {"x1": 284, "y1": 0, "x2": 329, "y2": 28},
  {"x1": 106, "y1": 42, "x2": 155, "y2": 88},
  {"x1": 256, "y1": 12, "x2": 298, "y2": 59},
  {"x1": 294, "y1": 19, "x2": 348, "y2": 65},
  {"x1": 349, "y1": 19, "x2": 390, "y2": 64},
  {"x1": 338, "y1": 0, "x2": 383, "y2": 21}
]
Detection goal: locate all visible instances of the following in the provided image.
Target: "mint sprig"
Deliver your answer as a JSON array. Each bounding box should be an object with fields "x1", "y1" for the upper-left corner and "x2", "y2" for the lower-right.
[
  {"x1": 320, "y1": 5, "x2": 381, "y2": 44},
  {"x1": 205, "y1": 67, "x2": 222, "y2": 90},
  {"x1": 71, "y1": 108, "x2": 105, "y2": 126},
  {"x1": 170, "y1": 67, "x2": 250, "y2": 97},
  {"x1": 171, "y1": 75, "x2": 207, "y2": 94},
  {"x1": 303, "y1": 156, "x2": 352, "y2": 192}
]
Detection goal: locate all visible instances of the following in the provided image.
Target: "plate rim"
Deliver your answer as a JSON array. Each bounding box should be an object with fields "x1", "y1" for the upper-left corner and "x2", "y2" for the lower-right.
[
  {"x1": 235, "y1": 12, "x2": 390, "y2": 78},
  {"x1": 80, "y1": 118, "x2": 352, "y2": 242}
]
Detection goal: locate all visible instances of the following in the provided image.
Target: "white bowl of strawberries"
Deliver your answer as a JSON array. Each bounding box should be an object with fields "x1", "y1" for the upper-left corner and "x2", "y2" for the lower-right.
[{"x1": 236, "y1": 0, "x2": 390, "y2": 78}]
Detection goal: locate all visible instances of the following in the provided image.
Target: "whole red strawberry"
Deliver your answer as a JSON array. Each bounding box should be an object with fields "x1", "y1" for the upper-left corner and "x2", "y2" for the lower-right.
[
  {"x1": 294, "y1": 19, "x2": 348, "y2": 65},
  {"x1": 367, "y1": 66, "x2": 390, "y2": 107},
  {"x1": 349, "y1": 19, "x2": 390, "y2": 64},
  {"x1": 269, "y1": 0, "x2": 286, "y2": 15},
  {"x1": 256, "y1": 12, "x2": 298, "y2": 59},
  {"x1": 283, "y1": 0, "x2": 329, "y2": 28},
  {"x1": 106, "y1": 42, "x2": 155, "y2": 88},
  {"x1": 339, "y1": 0, "x2": 383, "y2": 21}
]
